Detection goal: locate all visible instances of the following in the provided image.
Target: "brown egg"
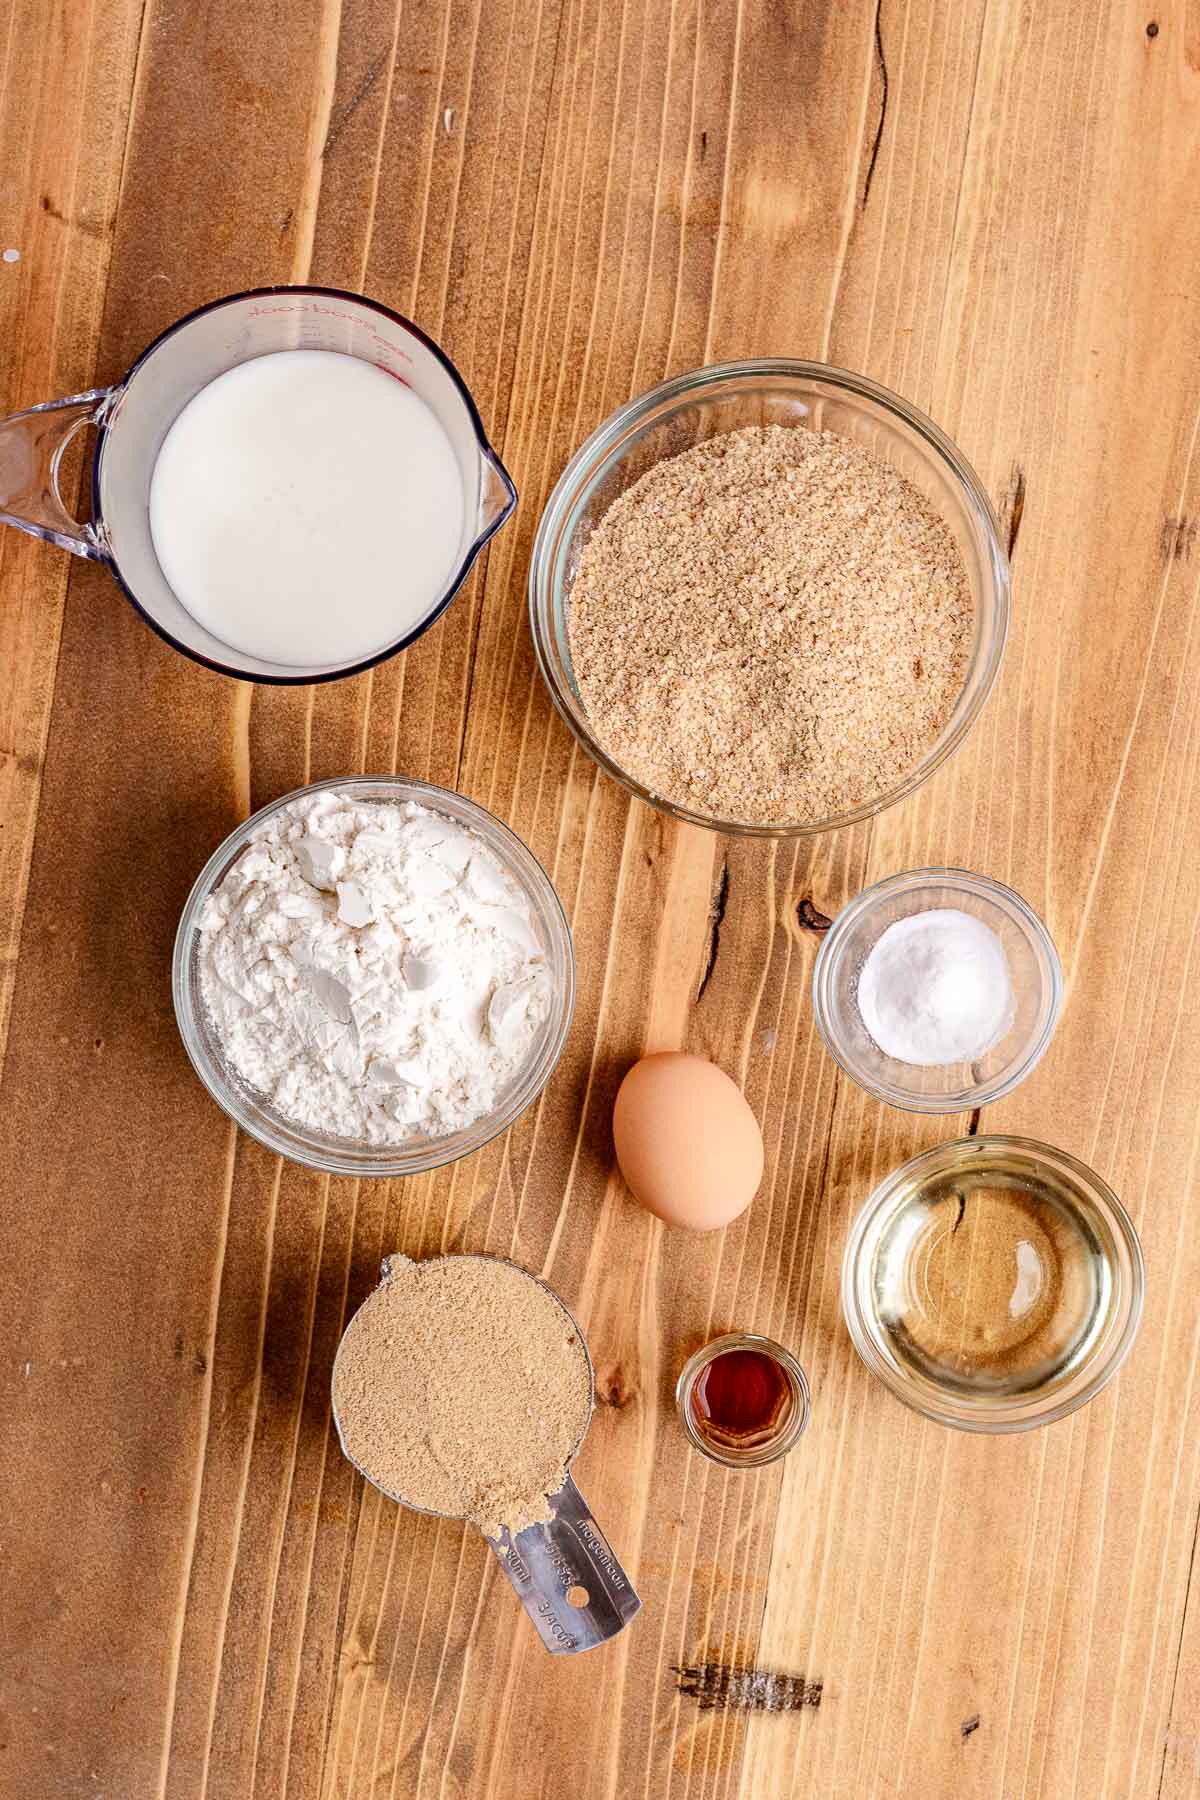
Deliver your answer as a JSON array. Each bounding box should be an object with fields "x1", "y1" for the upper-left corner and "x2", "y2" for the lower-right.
[{"x1": 612, "y1": 1052, "x2": 764, "y2": 1232}]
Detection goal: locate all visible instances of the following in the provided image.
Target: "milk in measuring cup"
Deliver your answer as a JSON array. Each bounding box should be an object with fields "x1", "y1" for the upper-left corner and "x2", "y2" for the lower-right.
[{"x1": 148, "y1": 350, "x2": 465, "y2": 668}]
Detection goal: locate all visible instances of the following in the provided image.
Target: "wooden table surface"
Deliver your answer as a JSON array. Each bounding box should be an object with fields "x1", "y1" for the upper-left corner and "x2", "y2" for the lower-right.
[{"x1": 3, "y1": 2, "x2": 1200, "y2": 1796}]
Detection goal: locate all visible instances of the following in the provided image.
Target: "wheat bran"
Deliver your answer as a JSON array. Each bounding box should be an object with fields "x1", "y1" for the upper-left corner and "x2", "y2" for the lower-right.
[
  {"x1": 332, "y1": 1254, "x2": 593, "y2": 1538},
  {"x1": 566, "y1": 424, "x2": 974, "y2": 824}
]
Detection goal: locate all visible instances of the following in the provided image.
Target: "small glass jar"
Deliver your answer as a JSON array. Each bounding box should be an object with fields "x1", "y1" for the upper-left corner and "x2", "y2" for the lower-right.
[
  {"x1": 674, "y1": 1332, "x2": 811, "y2": 1468},
  {"x1": 813, "y1": 866, "x2": 1062, "y2": 1113}
]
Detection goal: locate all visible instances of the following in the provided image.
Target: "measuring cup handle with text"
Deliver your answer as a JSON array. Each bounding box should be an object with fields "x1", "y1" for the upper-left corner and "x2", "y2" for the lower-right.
[{"x1": 488, "y1": 1474, "x2": 641, "y2": 1655}]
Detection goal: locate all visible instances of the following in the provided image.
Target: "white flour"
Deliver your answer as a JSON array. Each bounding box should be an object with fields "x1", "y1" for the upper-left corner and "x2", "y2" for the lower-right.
[{"x1": 197, "y1": 792, "x2": 552, "y2": 1144}]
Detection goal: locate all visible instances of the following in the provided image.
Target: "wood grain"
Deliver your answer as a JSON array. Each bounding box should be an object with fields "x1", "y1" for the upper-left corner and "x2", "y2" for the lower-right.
[{"x1": 2, "y1": 2, "x2": 1200, "y2": 1796}]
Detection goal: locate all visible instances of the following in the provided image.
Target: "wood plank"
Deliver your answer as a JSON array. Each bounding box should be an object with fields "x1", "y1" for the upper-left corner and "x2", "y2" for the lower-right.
[
  {"x1": 0, "y1": 3, "x2": 395, "y2": 1794},
  {"x1": 1, "y1": 1, "x2": 1200, "y2": 1797},
  {"x1": 751, "y1": 7, "x2": 1200, "y2": 1799},
  {"x1": 0, "y1": 0, "x2": 146, "y2": 1070}
]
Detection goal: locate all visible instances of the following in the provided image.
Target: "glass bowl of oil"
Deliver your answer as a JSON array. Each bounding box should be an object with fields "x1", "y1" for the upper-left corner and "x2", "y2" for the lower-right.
[{"x1": 842, "y1": 1135, "x2": 1144, "y2": 1432}]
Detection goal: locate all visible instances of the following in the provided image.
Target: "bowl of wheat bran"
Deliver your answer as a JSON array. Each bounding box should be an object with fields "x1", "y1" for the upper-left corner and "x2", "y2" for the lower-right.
[{"x1": 529, "y1": 360, "x2": 1010, "y2": 836}]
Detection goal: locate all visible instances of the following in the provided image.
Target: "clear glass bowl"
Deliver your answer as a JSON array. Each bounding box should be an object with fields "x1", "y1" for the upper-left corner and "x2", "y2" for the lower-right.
[
  {"x1": 813, "y1": 867, "x2": 1063, "y2": 1112},
  {"x1": 528, "y1": 359, "x2": 1010, "y2": 837},
  {"x1": 674, "y1": 1332, "x2": 811, "y2": 1468},
  {"x1": 842, "y1": 1135, "x2": 1145, "y2": 1432},
  {"x1": 172, "y1": 776, "x2": 575, "y2": 1176}
]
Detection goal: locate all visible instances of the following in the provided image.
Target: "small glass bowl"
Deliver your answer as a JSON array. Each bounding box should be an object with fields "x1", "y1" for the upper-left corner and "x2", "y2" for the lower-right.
[
  {"x1": 172, "y1": 776, "x2": 575, "y2": 1176},
  {"x1": 675, "y1": 1332, "x2": 811, "y2": 1468},
  {"x1": 842, "y1": 1135, "x2": 1145, "y2": 1432},
  {"x1": 813, "y1": 867, "x2": 1063, "y2": 1113},
  {"x1": 529, "y1": 358, "x2": 1009, "y2": 837}
]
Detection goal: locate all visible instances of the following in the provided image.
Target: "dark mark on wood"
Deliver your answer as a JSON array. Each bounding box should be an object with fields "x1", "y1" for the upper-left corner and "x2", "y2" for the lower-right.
[
  {"x1": 696, "y1": 859, "x2": 730, "y2": 1001},
  {"x1": 966, "y1": 1064, "x2": 984, "y2": 1137},
  {"x1": 797, "y1": 897, "x2": 833, "y2": 934},
  {"x1": 861, "y1": 0, "x2": 889, "y2": 211},
  {"x1": 812, "y1": 1071, "x2": 840, "y2": 1216},
  {"x1": 39, "y1": 194, "x2": 106, "y2": 238},
  {"x1": 1146, "y1": 19, "x2": 1159, "y2": 35},
  {"x1": 699, "y1": 129, "x2": 708, "y2": 160},
  {"x1": 322, "y1": 46, "x2": 390, "y2": 161},
  {"x1": 193, "y1": 1350, "x2": 208, "y2": 1376},
  {"x1": 596, "y1": 1367, "x2": 635, "y2": 1409},
  {"x1": 280, "y1": 207, "x2": 294, "y2": 235},
  {"x1": 0, "y1": 746, "x2": 40, "y2": 776},
  {"x1": 1161, "y1": 516, "x2": 1196, "y2": 562},
  {"x1": 1004, "y1": 464, "x2": 1026, "y2": 561},
  {"x1": 173, "y1": 1333, "x2": 184, "y2": 1361},
  {"x1": 961, "y1": 1713, "x2": 981, "y2": 1740},
  {"x1": 674, "y1": 1660, "x2": 822, "y2": 1713}
]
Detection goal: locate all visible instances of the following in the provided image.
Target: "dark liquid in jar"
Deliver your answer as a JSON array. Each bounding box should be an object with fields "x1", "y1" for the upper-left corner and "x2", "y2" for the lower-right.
[{"x1": 690, "y1": 1347, "x2": 792, "y2": 1448}]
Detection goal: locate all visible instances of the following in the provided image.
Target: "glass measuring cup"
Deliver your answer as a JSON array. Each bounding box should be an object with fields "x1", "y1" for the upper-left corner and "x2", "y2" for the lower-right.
[
  {"x1": 331, "y1": 1253, "x2": 641, "y2": 1655},
  {"x1": 0, "y1": 286, "x2": 516, "y2": 683}
]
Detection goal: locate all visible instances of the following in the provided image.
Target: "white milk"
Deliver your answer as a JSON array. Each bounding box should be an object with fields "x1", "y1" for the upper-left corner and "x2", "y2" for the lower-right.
[{"x1": 148, "y1": 350, "x2": 465, "y2": 668}]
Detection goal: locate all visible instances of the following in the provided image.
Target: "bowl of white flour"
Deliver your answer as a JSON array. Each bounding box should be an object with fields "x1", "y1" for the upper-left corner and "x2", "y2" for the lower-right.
[{"x1": 173, "y1": 777, "x2": 574, "y2": 1175}]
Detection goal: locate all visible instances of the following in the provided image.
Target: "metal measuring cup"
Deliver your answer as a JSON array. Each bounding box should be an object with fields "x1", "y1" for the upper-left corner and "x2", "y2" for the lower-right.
[{"x1": 331, "y1": 1253, "x2": 641, "y2": 1656}]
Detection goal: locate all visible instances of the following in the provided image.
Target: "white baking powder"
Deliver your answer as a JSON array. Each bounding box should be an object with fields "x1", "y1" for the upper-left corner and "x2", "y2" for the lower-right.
[
  {"x1": 197, "y1": 792, "x2": 552, "y2": 1144},
  {"x1": 856, "y1": 907, "x2": 1014, "y2": 1067}
]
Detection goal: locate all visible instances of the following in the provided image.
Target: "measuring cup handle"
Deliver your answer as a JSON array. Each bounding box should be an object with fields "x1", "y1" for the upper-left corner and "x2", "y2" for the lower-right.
[
  {"x1": 487, "y1": 1474, "x2": 641, "y2": 1655},
  {"x1": 0, "y1": 388, "x2": 112, "y2": 559}
]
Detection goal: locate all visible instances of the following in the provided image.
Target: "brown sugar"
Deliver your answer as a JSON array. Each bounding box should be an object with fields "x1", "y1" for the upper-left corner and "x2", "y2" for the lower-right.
[
  {"x1": 331, "y1": 1254, "x2": 593, "y2": 1539},
  {"x1": 566, "y1": 424, "x2": 974, "y2": 825}
]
